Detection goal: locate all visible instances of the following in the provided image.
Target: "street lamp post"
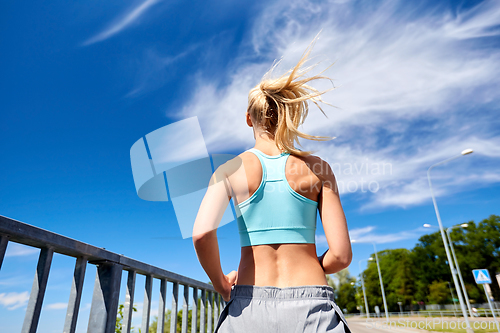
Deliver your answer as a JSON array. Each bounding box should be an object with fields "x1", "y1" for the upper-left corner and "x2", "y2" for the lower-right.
[
  {"x1": 446, "y1": 281, "x2": 458, "y2": 314},
  {"x1": 353, "y1": 240, "x2": 390, "y2": 321},
  {"x1": 359, "y1": 259, "x2": 371, "y2": 318},
  {"x1": 372, "y1": 243, "x2": 390, "y2": 321},
  {"x1": 424, "y1": 222, "x2": 473, "y2": 317},
  {"x1": 447, "y1": 224, "x2": 474, "y2": 317},
  {"x1": 427, "y1": 148, "x2": 473, "y2": 332}
]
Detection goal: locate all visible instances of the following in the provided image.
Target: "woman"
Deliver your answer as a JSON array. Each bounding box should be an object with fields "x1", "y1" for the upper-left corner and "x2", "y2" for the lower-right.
[{"x1": 193, "y1": 43, "x2": 352, "y2": 333}]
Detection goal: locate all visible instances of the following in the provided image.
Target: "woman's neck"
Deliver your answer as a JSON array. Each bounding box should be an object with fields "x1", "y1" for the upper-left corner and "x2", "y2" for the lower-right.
[{"x1": 253, "y1": 130, "x2": 282, "y2": 156}]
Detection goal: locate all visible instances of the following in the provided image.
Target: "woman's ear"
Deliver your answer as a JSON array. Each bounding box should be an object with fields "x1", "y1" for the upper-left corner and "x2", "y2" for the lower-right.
[{"x1": 246, "y1": 112, "x2": 253, "y2": 127}]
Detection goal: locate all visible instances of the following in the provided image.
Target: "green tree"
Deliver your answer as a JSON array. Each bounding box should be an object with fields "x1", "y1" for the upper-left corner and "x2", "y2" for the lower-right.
[
  {"x1": 149, "y1": 296, "x2": 212, "y2": 333},
  {"x1": 336, "y1": 282, "x2": 358, "y2": 313},
  {"x1": 363, "y1": 249, "x2": 415, "y2": 312},
  {"x1": 334, "y1": 270, "x2": 352, "y2": 286},
  {"x1": 148, "y1": 309, "x2": 182, "y2": 333},
  {"x1": 326, "y1": 274, "x2": 336, "y2": 291},
  {"x1": 452, "y1": 215, "x2": 500, "y2": 302},
  {"x1": 357, "y1": 215, "x2": 500, "y2": 309},
  {"x1": 328, "y1": 269, "x2": 358, "y2": 314},
  {"x1": 115, "y1": 303, "x2": 138, "y2": 333},
  {"x1": 385, "y1": 249, "x2": 415, "y2": 310},
  {"x1": 428, "y1": 281, "x2": 449, "y2": 304},
  {"x1": 411, "y1": 232, "x2": 451, "y2": 304},
  {"x1": 410, "y1": 215, "x2": 500, "y2": 304}
]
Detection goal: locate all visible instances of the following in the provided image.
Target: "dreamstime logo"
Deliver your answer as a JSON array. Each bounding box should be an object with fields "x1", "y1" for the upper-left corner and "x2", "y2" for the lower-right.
[{"x1": 365, "y1": 318, "x2": 498, "y2": 330}]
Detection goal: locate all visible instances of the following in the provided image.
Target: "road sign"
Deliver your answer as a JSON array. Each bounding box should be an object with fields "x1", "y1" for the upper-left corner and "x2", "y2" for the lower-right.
[
  {"x1": 481, "y1": 281, "x2": 500, "y2": 333},
  {"x1": 473, "y1": 269, "x2": 492, "y2": 284}
]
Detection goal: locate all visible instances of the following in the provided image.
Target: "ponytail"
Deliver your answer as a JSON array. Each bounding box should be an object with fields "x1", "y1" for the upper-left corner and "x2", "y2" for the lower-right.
[{"x1": 247, "y1": 40, "x2": 334, "y2": 156}]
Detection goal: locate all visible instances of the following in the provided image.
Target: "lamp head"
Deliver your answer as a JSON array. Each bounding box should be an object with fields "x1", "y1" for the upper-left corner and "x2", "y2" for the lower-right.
[
  {"x1": 369, "y1": 257, "x2": 374, "y2": 261},
  {"x1": 461, "y1": 223, "x2": 469, "y2": 228},
  {"x1": 423, "y1": 224, "x2": 432, "y2": 228},
  {"x1": 461, "y1": 149, "x2": 473, "y2": 155}
]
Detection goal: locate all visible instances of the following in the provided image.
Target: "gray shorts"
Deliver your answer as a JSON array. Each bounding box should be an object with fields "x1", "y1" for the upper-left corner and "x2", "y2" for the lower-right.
[{"x1": 215, "y1": 285, "x2": 351, "y2": 333}]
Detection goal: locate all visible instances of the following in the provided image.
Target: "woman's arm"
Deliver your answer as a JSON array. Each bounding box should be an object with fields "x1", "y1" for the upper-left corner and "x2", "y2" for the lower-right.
[
  {"x1": 317, "y1": 161, "x2": 352, "y2": 274},
  {"x1": 192, "y1": 229, "x2": 237, "y2": 301},
  {"x1": 192, "y1": 165, "x2": 237, "y2": 301}
]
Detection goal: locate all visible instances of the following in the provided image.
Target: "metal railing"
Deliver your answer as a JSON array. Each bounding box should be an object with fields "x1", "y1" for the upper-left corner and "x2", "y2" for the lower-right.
[{"x1": 0, "y1": 215, "x2": 224, "y2": 333}]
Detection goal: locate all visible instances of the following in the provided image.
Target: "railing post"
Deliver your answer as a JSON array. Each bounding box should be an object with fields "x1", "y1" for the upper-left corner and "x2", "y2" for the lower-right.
[
  {"x1": 123, "y1": 270, "x2": 136, "y2": 333},
  {"x1": 170, "y1": 282, "x2": 179, "y2": 333},
  {"x1": 182, "y1": 285, "x2": 189, "y2": 333},
  {"x1": 22, "y1": 247, "x2": 54, "y2": 333},
  {"x1": 63, "y1": 256, "x2": 87, "y2": 333},
  {"x1": 87, "y1": 262, "x2": 122, "y2": 333},
  {"x1": 0, "y1": 235, "x2": 8, "y2": 271},
  {"x1": 207, "y1": 291, "x2": 212, "y2": 333},
  {"x1": 200, "y1": 289, "x2": 206, "y2": 333},
  {"x1": 141, "y1": 275, "x2": 153, "y2": 333},
  {"x1": 192, "y1": 287, "x2": 198, "y2": 333},
  {"x1": 214, "y1": 293, "x2": 219, "y2": 328},
  {"x1": 158, "y1": 279, "x2": 167, "y2": 333},
  {"x1": 0, "y1": 216, "x2": 217, "y2": 333}
]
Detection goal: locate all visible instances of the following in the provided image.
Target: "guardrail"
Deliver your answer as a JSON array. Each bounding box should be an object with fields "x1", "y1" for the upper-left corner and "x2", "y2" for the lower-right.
[
  {"x1": 0, "y1": 215, "x2": 223, "y2": 333},
  {"x1": 351, "y1": 309, "x2": 500, "y2": 319}
]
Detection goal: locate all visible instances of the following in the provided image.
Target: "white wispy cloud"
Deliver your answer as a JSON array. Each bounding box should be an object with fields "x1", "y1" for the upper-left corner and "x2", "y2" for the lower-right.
[
  {"x1": 83, "y1": 0, "x2": 160, "y2": 46},
  {"x1": 443, "y1": 0, "x2": 500, "y2": 39},
  {"x1": 316, "y1": 225, "x2": 426, "y2": 245},
  {"x1": 0, "y1": 291, "x2": 29, "y2": 310},
  {"x1": 45, "y1": 302, "x2": 67, "y2": 310},
  {"x1": 178, "y1": 0, "x2": 500, "y2": 209},
  {"x1": 349, "y1": 226, "x2": 427, "y2": 244},
  {"x1": 127, "y1": 44, "x2": 201, "y2": 96},
  {"x1": 5, "y1": 243, "x2": 39, "y2": 257},
  {"x1": 81, "y1": 302, "x2": 91, "y2": 311}
]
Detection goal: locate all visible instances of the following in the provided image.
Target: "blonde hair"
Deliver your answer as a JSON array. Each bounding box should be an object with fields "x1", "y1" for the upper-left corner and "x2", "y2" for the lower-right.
[{"x1": 247, "y1": 41, "x2": 334, "y2": 156}]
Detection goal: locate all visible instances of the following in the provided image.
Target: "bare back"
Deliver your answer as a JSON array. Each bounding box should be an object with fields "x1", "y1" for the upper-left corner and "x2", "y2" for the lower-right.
[{"x1": 227, "y1": 150, "x2": 330, "y2": 287}]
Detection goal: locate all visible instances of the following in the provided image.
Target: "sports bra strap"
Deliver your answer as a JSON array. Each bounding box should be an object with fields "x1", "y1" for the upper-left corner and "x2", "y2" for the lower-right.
[{"x1": 247, "y1": 148, "x2": 289, "y2": 182}]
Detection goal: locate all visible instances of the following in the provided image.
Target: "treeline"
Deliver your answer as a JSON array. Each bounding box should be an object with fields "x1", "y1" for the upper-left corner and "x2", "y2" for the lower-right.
[{"x1": 332, "y1": 215, "x2": 500, "y2": 313}]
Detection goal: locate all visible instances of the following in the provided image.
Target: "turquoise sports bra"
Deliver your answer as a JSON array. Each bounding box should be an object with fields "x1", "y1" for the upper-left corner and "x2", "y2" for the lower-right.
[{"x1": 235, "y1": 148, "x2": 318, "y2": 247}]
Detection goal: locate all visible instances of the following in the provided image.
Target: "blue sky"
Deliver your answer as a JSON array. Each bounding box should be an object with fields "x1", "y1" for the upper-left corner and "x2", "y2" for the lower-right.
[{"x1": 1, "y1": 0, "x2": 500, "y2": 331}]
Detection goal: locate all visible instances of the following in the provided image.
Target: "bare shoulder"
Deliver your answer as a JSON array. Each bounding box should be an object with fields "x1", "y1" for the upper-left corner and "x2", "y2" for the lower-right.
[
  {"x1": 235, "y1": 151, "x2": 262, "y2": 171},
  {"x1": 295, "y1": 154, "x2": 335, "y2": 181},
  {"x1": 211, "y1": 151, "x2": 258, "y2": 181},
  {"x1": 229, "y1": 151, "x2": 261, "y2": 171}
]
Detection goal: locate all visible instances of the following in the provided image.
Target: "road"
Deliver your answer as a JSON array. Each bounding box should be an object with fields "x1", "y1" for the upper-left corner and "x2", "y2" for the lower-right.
[
  {"x1": 346, "y1": 318, "x2": 429, "y2": 333},
  {"x1": 347, "y1": 316, "x2": 500, "y2": 332}
]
